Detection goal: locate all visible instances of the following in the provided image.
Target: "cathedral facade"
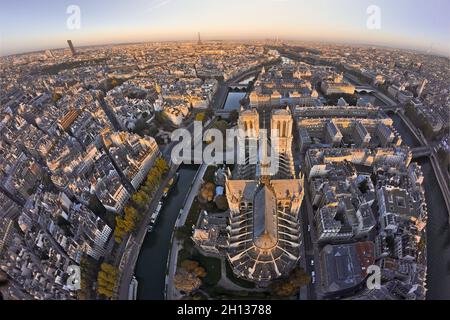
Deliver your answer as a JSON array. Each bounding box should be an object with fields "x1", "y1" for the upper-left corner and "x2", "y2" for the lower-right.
[{"x1": 226, "y1": 107, "x2": 304, "y2": 284}]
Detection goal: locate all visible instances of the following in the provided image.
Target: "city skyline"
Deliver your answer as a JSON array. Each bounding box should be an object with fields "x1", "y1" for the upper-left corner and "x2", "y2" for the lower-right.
[{"x1": 1, "y1": 0, "x2": 450, "y2": 57}]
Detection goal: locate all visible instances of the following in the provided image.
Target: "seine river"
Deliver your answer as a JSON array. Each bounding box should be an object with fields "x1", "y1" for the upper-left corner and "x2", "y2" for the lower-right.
[
  {"x1": 223, "y1": 92, "x2": 246, "y2": 110},
  {"x1": 134, "y1": 166, "x2": 198, "y2": 300}
]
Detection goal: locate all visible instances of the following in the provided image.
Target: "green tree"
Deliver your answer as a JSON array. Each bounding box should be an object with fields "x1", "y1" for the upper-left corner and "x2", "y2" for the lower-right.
[{"x1": 176, "y1": 225, "x2": 194, "y2": 240}]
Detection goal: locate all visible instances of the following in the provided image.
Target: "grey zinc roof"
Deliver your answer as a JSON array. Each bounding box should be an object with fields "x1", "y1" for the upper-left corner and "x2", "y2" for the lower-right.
[{"x1": 253, "y1": 185, "x2": 278, "y2": 249}]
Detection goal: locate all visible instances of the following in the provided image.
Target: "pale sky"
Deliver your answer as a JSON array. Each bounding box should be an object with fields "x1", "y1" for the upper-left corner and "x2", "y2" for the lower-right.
[{"x1": 1, "y1": 0, "x2": 449, "y2": 56}]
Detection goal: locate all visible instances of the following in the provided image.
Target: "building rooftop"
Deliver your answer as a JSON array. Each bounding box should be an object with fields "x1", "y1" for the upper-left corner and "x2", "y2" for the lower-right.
[
  {"x1": 253, "y1": 185, "x2": 278, "y2": 250},
  {"x1": 321, "y1": 241, "x2": 375, "y2": 295}
]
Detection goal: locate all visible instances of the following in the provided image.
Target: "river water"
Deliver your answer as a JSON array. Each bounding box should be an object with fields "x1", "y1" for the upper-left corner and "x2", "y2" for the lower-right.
[
  {"x1": 223, "y1": 92, "x2": 246, "y2": 110},
  {"x1": 135, "y1": 166, "x2": 198, "y2": 300}
]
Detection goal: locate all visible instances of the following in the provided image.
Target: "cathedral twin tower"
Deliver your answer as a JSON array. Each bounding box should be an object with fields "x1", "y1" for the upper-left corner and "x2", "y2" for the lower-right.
[{"x1": 225, "y1": 106, "x2": 304, "y2": 284}]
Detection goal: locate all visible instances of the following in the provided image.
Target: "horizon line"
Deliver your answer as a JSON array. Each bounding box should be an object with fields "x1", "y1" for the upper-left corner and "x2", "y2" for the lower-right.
[{"x1": 2, "y1": 37, "x2": 449, "y2": 60}]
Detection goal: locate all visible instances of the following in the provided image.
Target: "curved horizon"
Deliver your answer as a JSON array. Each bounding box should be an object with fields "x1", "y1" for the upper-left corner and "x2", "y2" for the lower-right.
[{"x1": 1, "y1": 0, "x2": 449, "y2": 57}]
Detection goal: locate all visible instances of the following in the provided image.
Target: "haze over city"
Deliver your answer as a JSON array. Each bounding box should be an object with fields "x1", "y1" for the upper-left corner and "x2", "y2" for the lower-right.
[{"x1": 1, "y1": 0, "x2": 449, "y2": 56}]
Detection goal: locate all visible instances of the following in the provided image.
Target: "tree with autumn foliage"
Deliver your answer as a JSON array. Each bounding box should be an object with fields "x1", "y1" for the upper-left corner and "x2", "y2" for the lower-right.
[
  {"x1": 96, "y1": 263, "x2": 118, "y2": 299},
  {"x1": 198, "y1": 182, "x2": 215, "y2": 204},
  {"x1": 269, "y1": 268, "x2": 311, "y2": 297},
  {"x1": 195, "y1": 112, "x2": 206, "y2": 123},
  {"x1": 113, "y1": 156, "x2": 169, "y2": 243},
  {"x1": 180, "y1": 260, "x2": 207, "y2": 278}
]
